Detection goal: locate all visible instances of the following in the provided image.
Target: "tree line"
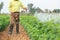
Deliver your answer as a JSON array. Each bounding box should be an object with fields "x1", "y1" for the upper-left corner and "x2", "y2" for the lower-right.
[{"x1": 0, "y1": 2, "x2": 60, "y2": 14}]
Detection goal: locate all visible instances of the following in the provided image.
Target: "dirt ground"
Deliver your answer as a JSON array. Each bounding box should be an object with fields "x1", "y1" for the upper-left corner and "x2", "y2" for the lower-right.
[{"x1": 0, "y1": 25, "x2": 30, "y2": 40}]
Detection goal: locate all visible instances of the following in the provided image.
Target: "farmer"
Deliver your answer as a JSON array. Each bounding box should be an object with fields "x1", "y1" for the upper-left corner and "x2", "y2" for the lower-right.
[{"x1": 8, "y1": 0, "x2": 27, "y2": 34}]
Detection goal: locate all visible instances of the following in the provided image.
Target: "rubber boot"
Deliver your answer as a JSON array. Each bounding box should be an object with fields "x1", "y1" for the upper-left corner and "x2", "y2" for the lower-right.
[
  {"x1": 8, "y1": 24, "x2": 14, "y2": 34},
  {"x1": 16, "y1": 24, "x2": 20, "y2": 34}
]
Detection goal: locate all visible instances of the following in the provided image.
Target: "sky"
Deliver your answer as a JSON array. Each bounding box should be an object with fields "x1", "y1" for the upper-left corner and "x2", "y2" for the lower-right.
[{"x1": 0, "y1": 0, "x2": 60, "y2": 13}]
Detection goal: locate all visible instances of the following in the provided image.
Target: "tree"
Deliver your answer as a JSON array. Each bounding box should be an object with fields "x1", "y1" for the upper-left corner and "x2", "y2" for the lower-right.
[
  {"x1": 53, "y1": 9, "x2": 60, "y2": 13},
  {"x1": 45, "y1": 9, "x2": 49, "y2": 13},
  {"x1": 27, "y1": 3, "x2": 36, "y2": 15},
  {"x1": 0, "y1": 2, "x2": 4, "y2": 13},
  {"x1": 27, "y1": 3, "x2": 33, "y2": 10},
  {"x1": 36, "y1": 7, "x2": 44, "y2": 13}
]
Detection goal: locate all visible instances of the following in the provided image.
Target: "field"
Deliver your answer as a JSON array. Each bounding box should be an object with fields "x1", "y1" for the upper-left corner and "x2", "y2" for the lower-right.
[
  {"x1": 0, "y1": 14, "x2": 60, "y2": 40},
  {"x1": 0, "y1": 14, "x2": 9, "y2": 31}
]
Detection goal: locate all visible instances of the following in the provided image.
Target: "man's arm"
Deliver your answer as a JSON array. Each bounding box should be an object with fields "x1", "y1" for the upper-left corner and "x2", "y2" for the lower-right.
[{"x1": 20, "y1": 1, "x2": 27, "y2": 11}]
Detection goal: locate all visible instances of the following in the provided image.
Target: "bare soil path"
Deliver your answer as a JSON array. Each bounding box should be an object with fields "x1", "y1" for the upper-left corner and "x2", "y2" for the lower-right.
[{"x1": 0, "y1": 25, "x2": 30, "y2": 40}]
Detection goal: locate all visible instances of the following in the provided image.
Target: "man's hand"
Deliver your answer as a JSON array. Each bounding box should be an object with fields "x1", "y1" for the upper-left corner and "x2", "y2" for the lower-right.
[{"x1": 23, "y1": 7, "x2": 27, "y2": 11}]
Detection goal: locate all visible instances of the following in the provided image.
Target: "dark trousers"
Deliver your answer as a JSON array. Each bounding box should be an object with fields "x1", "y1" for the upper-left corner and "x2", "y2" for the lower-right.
[{"x1": 9, "y1": 12, "x2": 20, "y2": 34}]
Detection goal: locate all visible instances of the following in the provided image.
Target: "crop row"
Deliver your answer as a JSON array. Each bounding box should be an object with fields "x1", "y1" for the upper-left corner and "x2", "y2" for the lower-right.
[
  {"x1": 20, "y1": 15, "x2": 60, "y2": 40},
  {"x1": 0, "y1": 15, "x2": 9, "y2": 32}
]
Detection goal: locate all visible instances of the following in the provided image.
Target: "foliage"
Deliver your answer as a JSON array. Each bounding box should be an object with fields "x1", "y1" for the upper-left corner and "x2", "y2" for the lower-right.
[
  {"x1": 53, "y1": 9, "x2": 60, "y2": 13},
  {"x1": 0, "y1": 2, "x2": 4, "y2": 13},
  {"x1": 0, "y1": 15, "x2": 9, "y2": 32},
  {"x1": 20, "y1": 15, "x2": 60, "y2": 40},
  {"x1": 27, "y1": 3, "x2": 36, "y2": 15}
]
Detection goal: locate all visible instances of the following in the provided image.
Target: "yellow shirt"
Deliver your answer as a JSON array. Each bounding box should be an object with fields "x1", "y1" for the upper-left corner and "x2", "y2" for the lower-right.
[{"x1": 8, "y1": 1, "x2": 25, "y2": 12}]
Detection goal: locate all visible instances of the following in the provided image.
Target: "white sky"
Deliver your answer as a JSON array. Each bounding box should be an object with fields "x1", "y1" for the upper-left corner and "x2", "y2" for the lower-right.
[{"x1": 0, "y1": 0, "x2": 60, "y2": 13}]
